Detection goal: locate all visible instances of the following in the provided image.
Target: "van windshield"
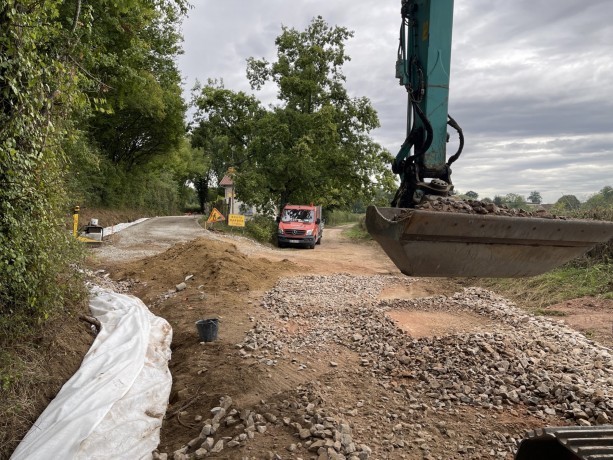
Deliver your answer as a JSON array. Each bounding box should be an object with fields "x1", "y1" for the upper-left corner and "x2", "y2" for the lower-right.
[{"x1": 282, "y1": 209, "x2": 313, "y2": 223}]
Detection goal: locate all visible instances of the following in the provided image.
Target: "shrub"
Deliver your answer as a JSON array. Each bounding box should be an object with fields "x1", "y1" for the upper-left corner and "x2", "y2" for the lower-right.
[
  {"x1": 0, "y1": 3, "x2": 87, "y2": 338},
  {"x1": 245, "y1": 215, "x2": 277, "y2": 244}
]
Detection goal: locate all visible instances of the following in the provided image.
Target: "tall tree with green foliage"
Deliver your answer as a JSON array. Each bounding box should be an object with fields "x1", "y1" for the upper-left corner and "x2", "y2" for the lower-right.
[
  {"x1": 193, "y1": 17, "x2": 395, "y2": 212},
  {"x1": 191, "y1": 82, "x2": 265, "y2": 210},
  {"x1": 72, "y1": 0, "x2": 188, "y2": 208},
  {"x1": 528, "y1": 191, "x2": 542, "y2": 204},
  {"x1": 192, "y1": 81, "x2": 264, "y2": 175}
]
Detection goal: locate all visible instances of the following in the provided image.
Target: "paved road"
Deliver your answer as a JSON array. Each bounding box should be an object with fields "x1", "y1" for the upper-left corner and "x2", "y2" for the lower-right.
[{"x1": 92, "y1": 216, "x2": 206, "y2": 263}]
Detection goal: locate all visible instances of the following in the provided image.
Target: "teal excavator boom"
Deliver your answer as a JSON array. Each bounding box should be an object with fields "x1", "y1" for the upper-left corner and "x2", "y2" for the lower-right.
[
  {"x1": 392, "y1": 0, "x2": 459, "y2": 207},
  {"x1": 365, "y1": 0, "x2": 613, "y2": 279}
]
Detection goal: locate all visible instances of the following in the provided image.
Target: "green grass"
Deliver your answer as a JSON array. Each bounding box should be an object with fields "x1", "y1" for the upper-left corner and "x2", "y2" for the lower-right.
[
  {"x1": 341, "y1": 223, "x2": 372, "y2": 241},
  {"x1": 478, "y1": 263, "x2": 613, "y2": 309},
  {"x1": 325, "y1": 211, "x2": 364, "y2": 227}
]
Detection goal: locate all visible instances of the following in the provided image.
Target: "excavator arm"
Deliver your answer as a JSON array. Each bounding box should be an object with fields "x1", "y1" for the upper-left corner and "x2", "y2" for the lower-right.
[
  {"x1": 366, "y1": 0, "x2": 613, "y2": 278},
  {"x1": 392, "y1": 0, "x2": 458, "y2": 207}
]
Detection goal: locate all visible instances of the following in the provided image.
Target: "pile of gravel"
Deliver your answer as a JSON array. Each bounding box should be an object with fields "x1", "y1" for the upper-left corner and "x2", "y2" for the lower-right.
[
  {"x1": 158, "y1": 394, "x2": 372, "y2": 460},
  {"x1": 366, "y1": 290, "x2": 613, "y2": 426},
  {"x1": 236, "y1": 275, "x2": 613, "y2": 457}
]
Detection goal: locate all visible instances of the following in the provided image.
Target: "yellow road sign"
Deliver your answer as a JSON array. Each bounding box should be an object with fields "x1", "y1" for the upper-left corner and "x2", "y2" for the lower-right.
[
  {"x1": 207, "y1": 207, "x2": 225, "y2": 223},
  {"x1": 228, "y1": 214, "x2": 245, "y2": 227}
]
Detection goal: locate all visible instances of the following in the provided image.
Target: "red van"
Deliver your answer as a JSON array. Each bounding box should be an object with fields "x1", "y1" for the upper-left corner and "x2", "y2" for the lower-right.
[{"x1": 277, "y1": 204, "x2": 323, "y2": 249}]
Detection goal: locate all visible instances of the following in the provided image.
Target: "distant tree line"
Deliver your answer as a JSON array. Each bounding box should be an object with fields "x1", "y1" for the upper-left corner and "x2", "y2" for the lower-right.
[{"x1": 458, "y1": 187, "x2": 613, "y2": 215}]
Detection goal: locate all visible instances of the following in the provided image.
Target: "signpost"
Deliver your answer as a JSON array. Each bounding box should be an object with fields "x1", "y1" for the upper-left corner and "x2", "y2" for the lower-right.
[
  {"x1": 205, "y1": 207, "x2": 225, "y2": 230},
  {"x1": 228, "y1": 214, "x2": 245, "y2": 227}
]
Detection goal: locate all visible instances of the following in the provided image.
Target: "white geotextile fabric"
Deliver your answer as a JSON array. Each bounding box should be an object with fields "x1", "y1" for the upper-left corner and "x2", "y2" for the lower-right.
[{"x1": 11, "y1": 289, "x2": 172, "y2": 460}]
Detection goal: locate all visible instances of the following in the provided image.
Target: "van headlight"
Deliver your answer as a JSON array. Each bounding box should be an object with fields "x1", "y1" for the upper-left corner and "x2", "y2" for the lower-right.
[
  {"x1": 278, "y1": 228, "x2": 284, "y2": 234},
  {"x1": 306, "y1": 229, "x2": 313, "y2": 236}
]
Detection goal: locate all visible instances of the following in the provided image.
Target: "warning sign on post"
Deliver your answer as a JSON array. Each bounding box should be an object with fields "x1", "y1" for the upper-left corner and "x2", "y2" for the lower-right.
[
  {"x1": 228, "y1": 214, "x2": 245, "y2": 227},
  {"x1": 207, "y1": 207, "x2": 225, "y2": 223}
]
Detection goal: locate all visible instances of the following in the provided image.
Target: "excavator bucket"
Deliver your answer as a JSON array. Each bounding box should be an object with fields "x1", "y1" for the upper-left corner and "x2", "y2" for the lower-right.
[
  {"x1": 515, "y1": 425, "x2": 613, "y2": 460},
  {"x1": 366, "y1": 206, "x2": 613, "y2": 278}
]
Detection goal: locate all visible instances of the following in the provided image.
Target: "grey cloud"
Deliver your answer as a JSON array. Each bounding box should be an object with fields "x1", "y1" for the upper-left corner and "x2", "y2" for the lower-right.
[{"x1": 178, "y1": 0, "x2": 613, "y2": 203}]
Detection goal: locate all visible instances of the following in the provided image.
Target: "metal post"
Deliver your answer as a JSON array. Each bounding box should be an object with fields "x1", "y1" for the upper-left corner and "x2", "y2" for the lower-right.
[{"x1": 73, "y1": 206, "x2": 80, "y2": 237}]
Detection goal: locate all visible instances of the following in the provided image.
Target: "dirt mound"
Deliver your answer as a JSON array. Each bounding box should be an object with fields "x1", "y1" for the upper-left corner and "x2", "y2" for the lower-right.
[
  {"x1": 102, "y1": 236, "x2": 302, "y2": 455},
  {"x1": 112, "y1": 237, "x2": 296, "y2": 303}
]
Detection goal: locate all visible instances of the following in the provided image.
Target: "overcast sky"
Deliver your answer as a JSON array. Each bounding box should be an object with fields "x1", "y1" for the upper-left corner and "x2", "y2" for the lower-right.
[{"x1": 177, "y1": 0, "x2": 613, "y2": 204}]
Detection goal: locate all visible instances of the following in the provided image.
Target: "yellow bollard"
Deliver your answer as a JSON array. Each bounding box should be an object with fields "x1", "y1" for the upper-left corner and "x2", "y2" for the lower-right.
[{"x1": 73, "y1": 206, "x2": 80, "y2": 237}]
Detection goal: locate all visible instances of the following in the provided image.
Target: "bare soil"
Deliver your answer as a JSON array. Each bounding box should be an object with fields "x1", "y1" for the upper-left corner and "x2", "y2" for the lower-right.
[
  {"x1": 539, "y1": 297, "x2": 613, "y2": 347},
  {"x1": 88, "y1": 219, "x2": 610, "y2": 458},
  {"x1": 386, "y1": 310, "x2": 494, "y2": 338},
  {"x1": 13, "y1": 215, "x2": 611, "y2": 459}
]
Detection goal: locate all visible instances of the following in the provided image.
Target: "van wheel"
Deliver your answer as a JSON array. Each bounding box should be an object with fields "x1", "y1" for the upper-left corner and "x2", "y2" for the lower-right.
[{"x1": 316, "y1": 236, "x2": 322, "y2": 245}]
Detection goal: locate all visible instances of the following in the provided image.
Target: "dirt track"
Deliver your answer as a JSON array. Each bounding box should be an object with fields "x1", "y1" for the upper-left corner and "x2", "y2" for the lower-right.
[{"x1": 90, "y1": 217, "x2": 613, "y2": 460}]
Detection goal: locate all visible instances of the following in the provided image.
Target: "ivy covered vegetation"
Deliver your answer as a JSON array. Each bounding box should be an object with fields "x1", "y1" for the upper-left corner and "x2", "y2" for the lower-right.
[{"x1": 0, "y1": 0, "x2": 191, "y2": 336}]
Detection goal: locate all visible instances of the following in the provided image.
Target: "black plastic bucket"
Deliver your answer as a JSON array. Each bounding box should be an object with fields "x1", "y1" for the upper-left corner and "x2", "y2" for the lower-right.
[{"x1": 196, "y1": 318, "x2": 218, "y2": 342}]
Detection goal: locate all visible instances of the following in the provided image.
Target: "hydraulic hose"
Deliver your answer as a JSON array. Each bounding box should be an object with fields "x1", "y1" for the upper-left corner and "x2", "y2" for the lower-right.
[
  {"x1": 446, "y1": 114, "x2": 464, "y2": 166},
  {"x1": 413, "y1": 102, "x2": 433, "y2": 156}
]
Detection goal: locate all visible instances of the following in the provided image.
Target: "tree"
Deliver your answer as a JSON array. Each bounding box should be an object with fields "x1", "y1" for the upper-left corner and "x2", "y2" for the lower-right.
[
  {"x1": 464, "y1": 191, "x2": 479, "y2": 200},
  {"x1": 492, "y1": 193, "x2": 528, "y2": 209},
  {"x1": 528, "y1": 191, "x2": 542, "y2": 204},
  {"x1": 504, "y1": 193, "x2": 528, "y2": 209},
  {"x1": 180, "y1": 144, "x2": 213, "y2": 213},
  {"x1": 1, "y1": 1, "x2": 90, "y2": 332},
  {"x1": 80, "y1": 0, "x2": 188, "y2": 170},
  {"x1": 193, "y1": 17, "x2": 395, "y2": 212},
  {"x1": 553, "y1": 194, "x2": 581, "y2": 211},
  {"x1": 1, "y1": 0, "x2": 190, "y2": 335},
  {"x1": 191, "y1": 81, "x2": 264, "y2": 211},
  {"x1": 584, "y1": 186, "x2": 613, "y2": 209}
]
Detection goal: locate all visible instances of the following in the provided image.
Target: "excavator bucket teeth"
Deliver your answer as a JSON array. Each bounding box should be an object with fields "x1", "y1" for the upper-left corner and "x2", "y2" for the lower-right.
[
  {"x1": 366, "y1": 206, "x2": 613, "y2": 278},
  {"x1": 515, "y1": 425, "x2": 613, "y2": 460}
]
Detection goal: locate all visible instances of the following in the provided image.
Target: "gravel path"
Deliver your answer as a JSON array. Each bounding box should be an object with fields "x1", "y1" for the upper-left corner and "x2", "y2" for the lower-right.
[{"x1": 92, "y1": 218, "x2": 612, "y2": 459}]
